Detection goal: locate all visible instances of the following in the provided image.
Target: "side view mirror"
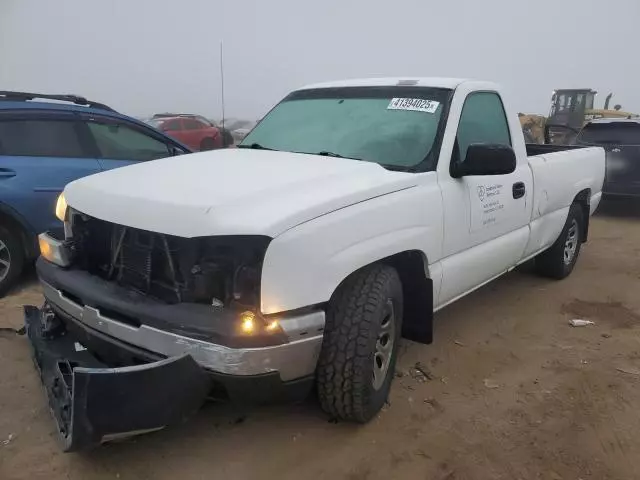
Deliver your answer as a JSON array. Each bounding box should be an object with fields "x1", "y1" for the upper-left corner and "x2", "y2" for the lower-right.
[{"x1": 451, "y1": 144, "x2": 516, "y2": 178}]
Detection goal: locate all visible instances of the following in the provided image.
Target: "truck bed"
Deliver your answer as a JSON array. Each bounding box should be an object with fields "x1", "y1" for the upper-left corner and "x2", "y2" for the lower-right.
[
  {"x1": 527, "y1": 145, "x2": 605, "y2": 218},
  {"x1": 525, "y1": 143, "x2": 586, "y2": 156},
  {"x1": 522, "y1": 145, "x2": 605, "y2": 259}
]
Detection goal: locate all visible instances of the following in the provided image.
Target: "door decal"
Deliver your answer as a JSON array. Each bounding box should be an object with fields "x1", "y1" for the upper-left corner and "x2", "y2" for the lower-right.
[{"x1": 468, "y1": 181, "x2": 512, "y2": 232}]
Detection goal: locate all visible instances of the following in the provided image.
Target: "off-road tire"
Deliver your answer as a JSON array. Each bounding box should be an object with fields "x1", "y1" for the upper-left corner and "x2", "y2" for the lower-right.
[
  {"x1": 535, "y1": 203, "x2": 584, "y2": 279},
  {"x1": 317, "y1": 264, "x2": 403, "y2": 423},
  {"x1": 200, "y1": 137, "x2": 216, "y2": 151},
  {"x1": 0, "y1": 225, "x2": 24, "y2": 297}
]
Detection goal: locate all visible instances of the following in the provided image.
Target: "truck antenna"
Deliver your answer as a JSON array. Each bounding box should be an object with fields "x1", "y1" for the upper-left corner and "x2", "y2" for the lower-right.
[{"x1": 219, "y1": 41, "x2": 226, "y2": 134}]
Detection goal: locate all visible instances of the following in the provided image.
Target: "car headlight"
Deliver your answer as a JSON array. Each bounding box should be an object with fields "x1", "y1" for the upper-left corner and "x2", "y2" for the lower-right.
[{"x1": 55, "y1": 193, "x2": 68, "y2": 222}]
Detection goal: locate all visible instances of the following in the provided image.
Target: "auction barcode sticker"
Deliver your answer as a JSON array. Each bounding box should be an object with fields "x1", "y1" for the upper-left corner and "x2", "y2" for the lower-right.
[{"x1": 387, "y1": 98, "x2": 440, "y2": 113}]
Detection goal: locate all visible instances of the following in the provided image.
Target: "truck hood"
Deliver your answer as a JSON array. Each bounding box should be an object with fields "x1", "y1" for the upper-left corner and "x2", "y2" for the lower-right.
[{"x1": 65, "y1": 149, "x2": 417, "y2": 237}]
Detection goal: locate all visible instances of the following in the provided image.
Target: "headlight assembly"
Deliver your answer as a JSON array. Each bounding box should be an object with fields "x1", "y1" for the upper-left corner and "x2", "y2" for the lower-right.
[{"x1": 55, "y1": 193, "x2": 68, "y2": 222}]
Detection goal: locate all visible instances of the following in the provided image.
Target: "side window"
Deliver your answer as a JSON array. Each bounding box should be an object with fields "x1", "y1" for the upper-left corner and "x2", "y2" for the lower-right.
[
  {"x1": 86, "y1": 122, "x2": 171, "y2": 161},
  {"x1": 456, "y1": 92, "x2": 511, "y2": 161},
  {"x1": 163, "y1": 119, "x2": 182, "y2": 131},
  {"x1": 0, "y1": 119, "x2": 85, "y2": 158},
  {"x1": 184, "y1": 119, "x2": 203, "y2": 130}
]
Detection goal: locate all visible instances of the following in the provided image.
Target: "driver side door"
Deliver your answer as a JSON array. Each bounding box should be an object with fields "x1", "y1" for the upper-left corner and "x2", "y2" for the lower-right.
[{"x1": 437, "y1": 91, "x2": 532, "y2": 307}]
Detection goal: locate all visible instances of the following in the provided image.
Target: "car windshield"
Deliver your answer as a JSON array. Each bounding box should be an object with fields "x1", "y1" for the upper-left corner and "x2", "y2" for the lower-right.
[
  {"x1": 147, "y1": 118, "x2": 164, "y2": 128},
  {"x1": 196, "y1": 116, "x2": 215, "y2": 127},
  {"x1": 577, "y1": 122, "x2": 640, "y2": 145},
  {"x1": 240, "y1": 86, "x2": 451, "y2": 170}
]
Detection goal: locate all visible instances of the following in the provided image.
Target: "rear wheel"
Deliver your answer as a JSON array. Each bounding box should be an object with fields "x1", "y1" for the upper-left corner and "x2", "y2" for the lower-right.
[
  {"x1": 317, "y1": 264, "x2": 403, "y2": 423},
  {"x1": 200, "y1": 137, "x2": 216, "y2": 151},
  {"x1": 0, "y1": 226, "x2": 25, "y2": 297},
  {"x1": 535, "y1": 203, "x2": 584, "y2": 279},
  {"x1": 221, "y1": 128, "x2": 234, "y2": 147}
]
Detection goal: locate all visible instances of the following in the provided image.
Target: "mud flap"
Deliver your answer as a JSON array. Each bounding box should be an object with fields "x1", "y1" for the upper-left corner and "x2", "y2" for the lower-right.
[
  {"x1": 24, "y1": 305, "x2": 211, "y2": 452},
  {"x1": 401, "y1": 276, "x2": 433, "y2": 345}
]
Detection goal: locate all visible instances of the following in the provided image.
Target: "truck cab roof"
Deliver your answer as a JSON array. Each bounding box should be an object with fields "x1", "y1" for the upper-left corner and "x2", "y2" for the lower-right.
[{"x1": 298, "y1": 77, "x2": 474, "y2": 90}]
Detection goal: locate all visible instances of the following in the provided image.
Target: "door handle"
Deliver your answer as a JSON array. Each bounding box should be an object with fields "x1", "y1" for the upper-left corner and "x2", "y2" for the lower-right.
[
  {"x1": 512, "y1": 182, "x2": 526, "y2": 199},
  {"x1": 0, "y1": 168, "x2": 16, "y2": 178}
]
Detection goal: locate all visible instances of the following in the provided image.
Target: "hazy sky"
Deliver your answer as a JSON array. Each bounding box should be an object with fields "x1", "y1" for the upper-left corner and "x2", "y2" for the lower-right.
[{"x1": 2, "y1": 0, "x2": 639, "y2": 120}]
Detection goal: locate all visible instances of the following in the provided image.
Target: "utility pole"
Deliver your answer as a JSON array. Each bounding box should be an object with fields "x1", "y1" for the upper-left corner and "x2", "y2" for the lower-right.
[{"x1": 219, "y1": 41, "x2": 226, "y2": 133}]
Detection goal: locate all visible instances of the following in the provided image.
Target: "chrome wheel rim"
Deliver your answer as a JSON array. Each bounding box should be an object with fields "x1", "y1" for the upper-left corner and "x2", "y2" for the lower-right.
[
  {"x1": 563, "y1": 219, "x2": 579, "y2": 265},
  {"x1": 372, "y1": 299, "x2": 396, "y2": 391},
  {"x1": 0, "y1": 240, "x2": 10, "y2": 282}
]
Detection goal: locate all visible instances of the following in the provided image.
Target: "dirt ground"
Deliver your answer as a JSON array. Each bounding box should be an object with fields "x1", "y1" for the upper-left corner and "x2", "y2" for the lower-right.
[{"x1": 2, "y1": 201, "x2": 640, "y2": 480}]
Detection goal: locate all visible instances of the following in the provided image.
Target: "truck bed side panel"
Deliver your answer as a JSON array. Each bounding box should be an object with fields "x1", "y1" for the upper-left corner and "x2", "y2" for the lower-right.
[{"x1": 522, "y1": 147, "x2": 605, "y2": 259}]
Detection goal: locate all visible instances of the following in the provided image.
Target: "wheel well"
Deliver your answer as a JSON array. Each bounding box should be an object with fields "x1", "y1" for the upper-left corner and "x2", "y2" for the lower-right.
[
  {"x1": 329, "y1": 250, "x2": 434, "y2": 344},
  {"x1": 573, "y1": 189, "x2": 591, "y2": 242},
  {"x1": 0, "y1": 210, "x2": 36, "y2": 259},
  {"x1": 383, "y1": 250, "x2": 433, "y2": 344}
]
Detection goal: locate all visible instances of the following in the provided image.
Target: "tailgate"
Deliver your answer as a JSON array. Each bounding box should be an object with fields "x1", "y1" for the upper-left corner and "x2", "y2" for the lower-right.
[{"x1": 24, "y1": 305, "x2": 211, "y2": 452}]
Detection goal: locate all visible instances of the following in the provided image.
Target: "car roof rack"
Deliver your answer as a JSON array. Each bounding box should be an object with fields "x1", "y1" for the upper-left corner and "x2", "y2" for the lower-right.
[
  {"x1": 152, "y1": 112, "x2": 181, "y2": 118},
  {"x1": 152, "y1": 113, "x2": 205, "y2": 119},
  {"x1": 0, "y1": 91, "x2": 117, "y2": 112}
]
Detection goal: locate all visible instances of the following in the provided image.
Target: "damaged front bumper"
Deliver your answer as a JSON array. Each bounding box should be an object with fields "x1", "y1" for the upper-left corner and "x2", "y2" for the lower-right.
[
  {"x1": 24, "y1": 305, "x2": 211, "y2": 452},
  {"x1": 26, "y1": 241, "x2": 325, "y2": 451}
]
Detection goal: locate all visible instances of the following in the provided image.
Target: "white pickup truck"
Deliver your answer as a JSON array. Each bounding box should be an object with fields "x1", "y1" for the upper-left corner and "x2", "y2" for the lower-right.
[{"x1": 28, "y1": 77, "x2": 605, "y2": 451}]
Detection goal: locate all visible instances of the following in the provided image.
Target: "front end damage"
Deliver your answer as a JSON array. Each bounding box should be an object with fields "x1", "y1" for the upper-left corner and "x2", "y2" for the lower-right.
[
  {"x1": 25, "y1": 216, "x2": 324, "y2": 451},
  {"x1": 24, "y1": 305, "x2": 211, "y2": 452}
]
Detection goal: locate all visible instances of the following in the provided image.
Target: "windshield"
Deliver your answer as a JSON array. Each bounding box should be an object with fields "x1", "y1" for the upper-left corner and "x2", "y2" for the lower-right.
[
  {"x1": 240, "y1": 86, "x2": 451, "y2": 170},
  {"x1": 577, "y1": 122, "x2": 640, "y2": 145}
]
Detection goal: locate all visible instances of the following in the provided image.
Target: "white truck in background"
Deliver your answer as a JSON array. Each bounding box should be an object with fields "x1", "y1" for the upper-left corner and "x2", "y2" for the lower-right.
[{"x1": 29, "y1": 77, "x2": 604, "y2": 451}]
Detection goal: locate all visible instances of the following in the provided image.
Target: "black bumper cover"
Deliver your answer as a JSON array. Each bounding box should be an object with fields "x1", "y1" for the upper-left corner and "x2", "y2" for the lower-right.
[
  {"x1": 24, "y1": 304, "x2": 315, "y2": 451},
  {"x1": 24, "y1": 305, "x2": 211, "y2": 452}
]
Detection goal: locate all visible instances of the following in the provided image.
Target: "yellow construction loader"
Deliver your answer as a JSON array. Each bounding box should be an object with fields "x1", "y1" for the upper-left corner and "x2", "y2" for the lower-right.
[{"x1": 520, "y1": 89, "x2": 638, "y2": 144}]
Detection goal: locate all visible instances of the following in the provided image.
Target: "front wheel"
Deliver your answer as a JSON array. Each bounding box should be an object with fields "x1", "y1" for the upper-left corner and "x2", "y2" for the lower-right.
[
  {"x1": 316, "y1": 265, "x2": 403, "y2": 423},
  {"x1": 535, "y1": 203, "x2": 584, "y2": 279}
]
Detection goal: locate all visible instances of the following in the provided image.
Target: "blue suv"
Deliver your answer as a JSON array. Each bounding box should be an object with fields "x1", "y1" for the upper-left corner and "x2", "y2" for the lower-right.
[{"x1": 0, "y1": 91, "x2": 191, "y2": 295}]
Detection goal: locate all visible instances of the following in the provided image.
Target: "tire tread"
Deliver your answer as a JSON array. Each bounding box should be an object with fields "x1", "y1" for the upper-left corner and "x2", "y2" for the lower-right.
[{"x1": 317, "y1": 265, "x2": 401, "y2": 422}]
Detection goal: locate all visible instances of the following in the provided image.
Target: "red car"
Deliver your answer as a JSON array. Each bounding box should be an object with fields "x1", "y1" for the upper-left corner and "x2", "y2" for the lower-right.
[{"x1": 149, "y1": 114, "x2": 223, "y2": 151}]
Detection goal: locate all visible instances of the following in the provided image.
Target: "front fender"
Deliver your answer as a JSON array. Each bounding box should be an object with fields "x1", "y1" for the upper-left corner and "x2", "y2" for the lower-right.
[{"x1": 260, "y1": 178, "x2": 443, "y2": 315}]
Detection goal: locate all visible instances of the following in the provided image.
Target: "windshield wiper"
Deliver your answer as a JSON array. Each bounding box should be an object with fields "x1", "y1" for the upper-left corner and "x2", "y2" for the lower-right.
[
  {"x1": 316, "y1": 151, "x2": 347, "y2": 158},
  {"x1": 297, "y1": 150, "x2": 363, "y2": 161},
  {"x1": 237, "y1": 143, "x2": 276, "y2": 151}
]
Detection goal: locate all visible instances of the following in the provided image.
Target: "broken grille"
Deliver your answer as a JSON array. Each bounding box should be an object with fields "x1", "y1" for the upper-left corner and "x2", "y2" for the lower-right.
[
  {"x1": 109, "y1": 226, "x2": 185, "y2": 302},
  {"x1": 71, "y1": 214, "x2": 270, "y2": 308}
]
